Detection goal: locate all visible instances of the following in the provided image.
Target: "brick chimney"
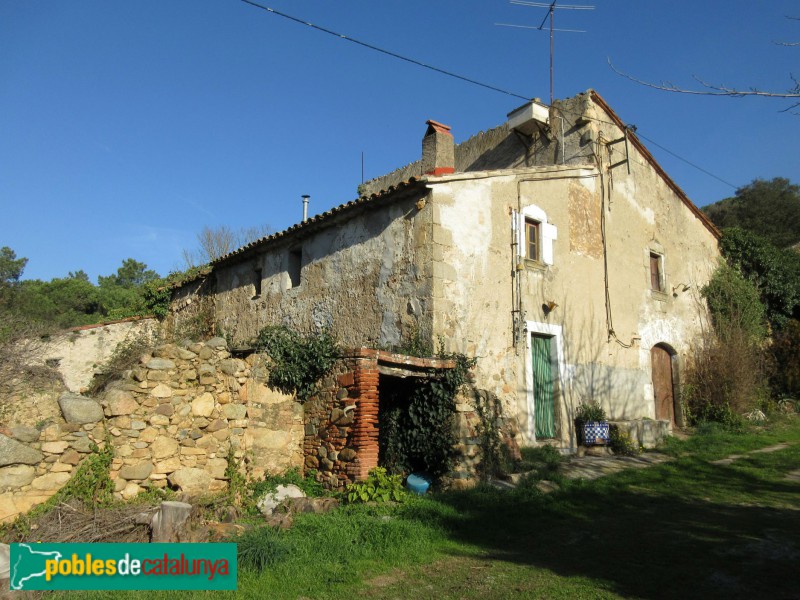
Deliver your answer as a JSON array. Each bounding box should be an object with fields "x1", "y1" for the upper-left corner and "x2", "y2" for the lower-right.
[{"x1": 422, "y1": 120, "x2": 455, "y2": 176}]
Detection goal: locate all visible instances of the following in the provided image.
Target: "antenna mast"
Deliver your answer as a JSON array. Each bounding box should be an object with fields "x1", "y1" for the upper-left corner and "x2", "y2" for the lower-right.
[{"x1": 497, "y1": 0, "x2": 594, "y2": 104}]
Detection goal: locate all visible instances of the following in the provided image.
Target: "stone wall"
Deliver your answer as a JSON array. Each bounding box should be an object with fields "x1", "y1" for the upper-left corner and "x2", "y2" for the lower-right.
[{"x1": 0, "y1": 337, "x2": 304, "y2": 524}]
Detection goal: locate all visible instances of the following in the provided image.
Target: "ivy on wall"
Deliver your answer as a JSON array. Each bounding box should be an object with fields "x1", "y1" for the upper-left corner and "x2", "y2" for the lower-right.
[
  {"x1": 380, "y1": 353, "x2": 476, "y2": 479},
  {"x1": 251, "y1": 326, "x2": 339, "y2": 402}
]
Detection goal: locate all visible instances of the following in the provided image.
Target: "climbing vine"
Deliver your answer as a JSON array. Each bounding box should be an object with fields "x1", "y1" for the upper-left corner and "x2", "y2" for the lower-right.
[
  {"x1": 473, "y1": 390, "x2": 507, "y2": 480},
  {"x1": 251, "y1": 326, "x2": 339, "y2": 402},
  {"x1": 380, "y1": 352, "x2": 476, "y2": 479}
]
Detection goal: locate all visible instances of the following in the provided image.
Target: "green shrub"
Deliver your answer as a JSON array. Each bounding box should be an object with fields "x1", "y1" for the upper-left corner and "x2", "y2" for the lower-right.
[
  {"x1": 690, "y1": 401, "x2": 745, "y2": 431},
  {"x1": 683, "y1": 262, "x2": 772, "y2": 426},
  {"x1": 249, "y1": 467, "x2": 325, "y2": 500},
  {"x1": 702, "y1": 260, "x2": 768, "y2": 343},
  {"x1": 609, "y1": 425, "x2": 641, "y2": 456},
  {"x1": 252, "y1": 326, "x2": 339, "y2": 402},
  {"x1": 575, "y1": 401, "x2": 607, "y2": 422},
  {"x1": 769, "y1": 319, "x2": 800, "y2": 398},
  {"x1": 345, "y1": 467, "x2": 406, "y2": 504},
  {"x1": 236, "y1": 526, "x2": 294, "y2": 570}
]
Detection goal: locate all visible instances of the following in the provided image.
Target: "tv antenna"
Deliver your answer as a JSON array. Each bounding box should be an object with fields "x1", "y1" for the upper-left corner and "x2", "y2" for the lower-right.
[{"x1": 497, "y1": 1, "x2": 594, "y2": 104}]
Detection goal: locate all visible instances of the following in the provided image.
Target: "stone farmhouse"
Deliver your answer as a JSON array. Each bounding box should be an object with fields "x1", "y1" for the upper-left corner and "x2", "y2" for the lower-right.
[{"x1": 170, "y1": 89, "x2": 720, "y2": 469}]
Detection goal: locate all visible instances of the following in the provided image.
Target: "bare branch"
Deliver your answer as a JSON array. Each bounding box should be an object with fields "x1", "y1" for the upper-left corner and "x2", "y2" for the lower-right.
[
  {"x1": 182, "y1": 223, "x2": 274, "y2": 268},
  {"x1": 608, "y1": 59, "x2": 800, "y2": 100}
]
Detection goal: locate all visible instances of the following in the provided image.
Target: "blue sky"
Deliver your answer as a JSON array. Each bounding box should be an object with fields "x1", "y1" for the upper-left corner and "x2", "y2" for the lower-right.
[{"x1": 1, "y1": 0, "x2": 798, "y2": 282}]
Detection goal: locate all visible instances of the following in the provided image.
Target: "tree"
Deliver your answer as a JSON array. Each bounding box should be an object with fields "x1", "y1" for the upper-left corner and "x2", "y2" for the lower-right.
[
  {"x1": 0, "y1": 246, "x2": 28, "y2": 287},
  {"x1": 719, "y1": 227, "x2": 800, "y2": 328},
  {"x1": 98, "y1": 258, "x2": 159, "y2": 289},
  {"x1": 182, "y1": 224, "x2": 273, "y2": 267},
  {"x1": 704, "y1": 178, "x2": 800, "y2": 248},
  {"x1": 702, "y1": 262, "x2": 768, "y2": 343}
]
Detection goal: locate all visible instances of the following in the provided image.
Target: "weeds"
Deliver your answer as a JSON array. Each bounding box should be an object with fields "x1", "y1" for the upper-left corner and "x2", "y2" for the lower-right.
[
  {"x1": 345, "y1": 467, "x2": 406, "y2": 504},
  {"x1": 87, "y1": 329, "x2": 157, "y2": 395},
  {"x1": 609, "y1": 425, "x2": 642, "y2": 456}
]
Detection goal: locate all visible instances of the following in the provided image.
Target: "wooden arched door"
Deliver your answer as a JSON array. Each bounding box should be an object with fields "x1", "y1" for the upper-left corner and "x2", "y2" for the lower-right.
[{"x1": 651, "y1": 345, "x2": 675, "y2": 425}]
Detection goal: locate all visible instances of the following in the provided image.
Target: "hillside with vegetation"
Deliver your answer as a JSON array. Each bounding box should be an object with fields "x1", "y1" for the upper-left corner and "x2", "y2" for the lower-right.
[
  {"x1": 681, "y1": 177, "x2": 800, "y2": 427},
  {"x1": 703, "y1": 177, "x2": 800, "y2": 248}
]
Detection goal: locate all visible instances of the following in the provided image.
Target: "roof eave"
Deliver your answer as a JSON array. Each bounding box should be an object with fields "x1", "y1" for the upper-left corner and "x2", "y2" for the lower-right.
[{"x1": 589, "y1": 90, "x2": 721, "y2": 240}]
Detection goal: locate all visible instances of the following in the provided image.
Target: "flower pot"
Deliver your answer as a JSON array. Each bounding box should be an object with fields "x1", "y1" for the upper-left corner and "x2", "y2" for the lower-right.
[{"x1": 581, "y1": 420, "x2": 610, "y2": 446}]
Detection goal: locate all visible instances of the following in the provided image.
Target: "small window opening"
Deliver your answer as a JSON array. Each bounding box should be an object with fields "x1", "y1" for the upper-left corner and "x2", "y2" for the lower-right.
[
  {"x1": 650, "y1": 252, "x2": 663, "y2": 292},
  {"x1": 288, "y1": 248, "x2": 302, "y2": 288},
  {"x1": 252, "y1": 267, "x2": 262, "y2": 298},
  {"x1": 525, "y1": 218, "x2": 540, "y2": 262}
]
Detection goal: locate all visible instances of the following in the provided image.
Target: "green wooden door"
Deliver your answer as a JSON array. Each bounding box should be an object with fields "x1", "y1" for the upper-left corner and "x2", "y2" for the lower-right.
[{"x1": 532, "y1": 335, "x2": 556, "y2": 438}]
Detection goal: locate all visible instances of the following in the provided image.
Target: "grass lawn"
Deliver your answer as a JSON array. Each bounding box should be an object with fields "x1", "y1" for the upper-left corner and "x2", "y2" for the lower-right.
[{"x1": 59, "y1": 416, "x2": 800, "y2": 600}]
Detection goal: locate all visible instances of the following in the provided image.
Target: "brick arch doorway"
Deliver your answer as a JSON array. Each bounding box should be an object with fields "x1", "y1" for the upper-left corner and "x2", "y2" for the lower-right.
[{"x1": 651, "y1": 343, "x2": 679, "y2": 426}]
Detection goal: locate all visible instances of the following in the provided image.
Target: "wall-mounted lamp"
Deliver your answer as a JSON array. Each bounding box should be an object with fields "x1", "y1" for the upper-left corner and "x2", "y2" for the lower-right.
[
  {"x1": 672, "y1": 283, "x2": 691, "y2": 297},
  {"x1": 542, "y1": 301, "x2": 559, "y2": 316}
]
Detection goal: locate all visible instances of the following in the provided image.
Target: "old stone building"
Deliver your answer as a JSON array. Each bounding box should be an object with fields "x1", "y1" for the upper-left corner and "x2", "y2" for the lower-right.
[{"x1": 170, "y1": 90, "x2": 720, "y2": 464}]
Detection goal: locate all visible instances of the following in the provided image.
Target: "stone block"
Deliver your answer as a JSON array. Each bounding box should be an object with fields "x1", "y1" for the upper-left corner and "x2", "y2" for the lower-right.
[
  {"x1": 10, "y1": 425, "x2": 40, "y2": 443},
  {"x1": 257, "y1": 484, "x2": 304, "y2": 516},
  {"x1": 0, "y1": 464, "x2": 36, "y2": 490},
  {"x1": 192, "y1": 393, "x2": 215, "y2": 417},
  {"x1": 119, "y1": 462, "x2": 154, "y2": 480},
  {"x1": 196, "y1": 435, "x2": 218, "y2": 450},
  {"x1": 61, "y1": 449, "x2": 82, "y2": 465},
  {"x1": 121, "y1": 482, "x2": 142, "y2": 500},
  {"x1": 223, "y1": 404, "x2": 246, "y2": 420},
  {"x1": 205, "y1": 337, "x2": 227, "y2": 349},
  {"x1": 155, "y1": 403, "x2": 174, "y2": 417},
  {"x1": 31, "y1": 471, "x2": 71, "y2": 491},
  {"x1": 178, "y1": 348, "x2": 197, "y2": 360},
  {"x1": 70, "y1": 438, "x2": 92, "y2": 454},
  {"x1": 219, "y1": 359, "x2": 246, "y2": 376},
  {"x1": 169, "y1": 468, "x2": 212, "y2": 494},
  {"x1": 151, "y1": 383, "x2": 173, "y2": 399},
  {"x1": 41, "y1": 441, "x2": 69, "y2": 454},
  {"x1": 150, "y1": 414, "x2": 170, "y2": 427},
  {"x1": 139, "y1": 427, "x2": 158, "y2": 443},
  {"x1": 206, "y1": 418, "x2": 227, "y2": 433},
  {"x1": 58, "y1": 393, "x2": 103, "y2": 424},
  {"x1": 248, "y1": 429, "x2": 290, "y2": 450},
  {"x1": 151, "y1": 436, "x2": 179, "y2": 460},
  {"x1": 106, "y1": 389, "x2": 139, "y2": 416},
  {"x1": 207, "y1": 458, "x2": 228, "y2": 479},
  {"x1": 146, "y1": 358, "x2": 175, "y2": 370},
  {"x1": 0, "y1": 434, "x2": 44, "y2": 467},
  {"x1": 154, "y1": 457, "x2": 182, "y2": 474}
]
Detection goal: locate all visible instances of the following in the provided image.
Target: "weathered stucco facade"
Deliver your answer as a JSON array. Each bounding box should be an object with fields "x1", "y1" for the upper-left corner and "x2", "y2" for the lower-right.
[{"x1": 170, "y1": 90, "x2": 720, "y2": 455}]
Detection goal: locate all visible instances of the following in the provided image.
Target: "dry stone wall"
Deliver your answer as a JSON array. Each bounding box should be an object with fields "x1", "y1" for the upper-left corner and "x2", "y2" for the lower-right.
[{"x1": 0, "y1": 337, "x2": 304, "y2": 523}]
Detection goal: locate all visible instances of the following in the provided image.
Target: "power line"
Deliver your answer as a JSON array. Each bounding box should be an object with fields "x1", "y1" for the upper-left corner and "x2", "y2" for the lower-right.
[
  {"x1": 634, "y1": 131, "x2": 738, "y2": 190},
  {"x1": 238, "y1": 1, "x2": 737, "y2": 192},
  {"x1": 238, "y1": 0, "x2": 531, "y2": 101},
  {"x1": 556, "y1": 107, "x2": 738, "y2": 190}
]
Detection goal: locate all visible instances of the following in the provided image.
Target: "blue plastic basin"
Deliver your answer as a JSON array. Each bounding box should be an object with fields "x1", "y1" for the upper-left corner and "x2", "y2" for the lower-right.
[{"x1": 406, "y1": 473, "x2": 432, "y2": 495}]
